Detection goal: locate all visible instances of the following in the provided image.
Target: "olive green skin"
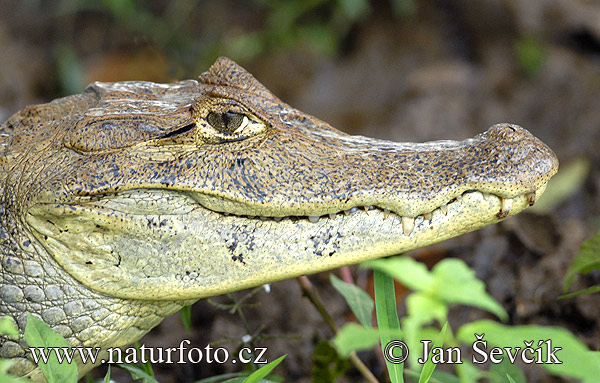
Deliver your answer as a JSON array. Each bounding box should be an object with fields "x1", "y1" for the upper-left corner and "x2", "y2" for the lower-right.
[{"x1": 0, "y1": 57, "x2": 557, "y2": 380}]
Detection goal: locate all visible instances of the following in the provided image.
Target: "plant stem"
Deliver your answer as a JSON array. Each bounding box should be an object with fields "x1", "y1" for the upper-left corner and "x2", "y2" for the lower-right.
[{"x1": 296, "y1": 276, "x2": 380, "y2": 383}]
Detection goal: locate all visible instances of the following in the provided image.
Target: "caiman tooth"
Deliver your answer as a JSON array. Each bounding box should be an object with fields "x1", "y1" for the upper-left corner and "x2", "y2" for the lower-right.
[
  {"x1": 274, "y1": 217, "x2": 283, "y2": 222},
  {"x1": 497, "y1": 197, "x2": 513, "y2": 218},
  {"x1": 402, "y1": 216, "x2": 415, "y2": 236},
  {"x1": 526, "y1": 191, "x2": 536, "y2": 206},
  {"x1": 383, "y1": 208, "x2": 390, "y2": 218},
  {"x1": 423, "y1": 212, "x2": 432, "y2": 221},
  {"x1": 363, "y1": 206, "x2": 369, "y2": 213},
  {"x1": 344, "y1": 207, "x2": 358, "y2": 215},
  {"x1": 439, "y1": 204, "x2": 448, "y2": 215},
  {"x1": 328, "y1": 213, "x2": 336, "y2": 219},
  {"x1": 308, "y1": 216, "x2": 320, "y2": 223}
]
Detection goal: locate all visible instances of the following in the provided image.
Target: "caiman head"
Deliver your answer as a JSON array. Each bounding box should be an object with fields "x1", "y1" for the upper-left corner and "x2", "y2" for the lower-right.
[{"x1": 2, "y1": 57, "x2": 558, "y2": 302}]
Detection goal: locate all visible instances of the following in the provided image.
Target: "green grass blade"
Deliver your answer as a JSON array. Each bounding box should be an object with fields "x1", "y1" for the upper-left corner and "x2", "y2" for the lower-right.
[
  {"x1": 374, "y1": 270, "x2": 404, "y2": 383},
  {"x1": 179, "y1": 305, "x2": 193, "y2": 332},
  {"x1": 243, "y1": 354, "x2": 286, "y2": 383},
  {"x1": 119, "y1": 364, "x2": 160, "y2": 383},
  {"x1": 103, "y1": 365, "x2": 111, "y2": 383},
  {"x1": 134, "y1": 341, "x2": 155, "y2": 378},
  {"x1": 418, "y1": 322, "x2": 448, "y2": 383},
  {"x1": 194, "y1": 372, "x2": 246, "y2": 383}
]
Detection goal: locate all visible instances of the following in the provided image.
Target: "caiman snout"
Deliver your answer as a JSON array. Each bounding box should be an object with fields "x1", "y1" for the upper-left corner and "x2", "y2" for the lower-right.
[{"x1": 470, "y1": 123, "x2": 558, "y2": 199}]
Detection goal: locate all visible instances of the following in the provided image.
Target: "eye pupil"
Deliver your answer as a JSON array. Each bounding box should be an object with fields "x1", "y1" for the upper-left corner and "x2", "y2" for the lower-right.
[{"x1": 207, "y1": 112, "x2": 245, "y2": 133}]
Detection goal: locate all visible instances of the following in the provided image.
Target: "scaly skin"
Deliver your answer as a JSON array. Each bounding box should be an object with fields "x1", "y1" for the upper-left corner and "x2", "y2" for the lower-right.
[{"x1": 0, "y1": 57, "x2": 557, "y2": 380}]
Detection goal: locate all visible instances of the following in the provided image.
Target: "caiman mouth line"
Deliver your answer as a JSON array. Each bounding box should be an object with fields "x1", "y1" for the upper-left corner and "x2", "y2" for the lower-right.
[
  {"x1": 199, "y1": 189, "x2": 537, "y2": 233},
  {"x1": 59, "y1": 186, "x2": 540, "y2": 240},
  {"x1": 76, "y1": 186, "x2": 540, "y2": 235}
]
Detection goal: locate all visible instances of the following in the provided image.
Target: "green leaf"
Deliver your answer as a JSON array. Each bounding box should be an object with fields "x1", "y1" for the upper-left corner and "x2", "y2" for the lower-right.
[
  {"x1": 457, "y1": 320, "x2": 600, "y2": 382},
  {"x1": 0, "y1": 359, "x2": 29, "y2": 383},
  {"x1": 364, "y1": 256, "x2": 434, "y2": 291},
  {"x1": 489, "y1": 354, "x2": 526, "y2": 383},
  {"x1": 418, "y1": 322, "x2": 448, "y2": 383},
  {"x1": 134, "y1": 342, "x2": 155, "y2": 378},
  {"x1": 54, "y1": 44, "x2": 85, "y2": 95},
  {"x1": 564, "y1": 228, "x2": 600, "y2": 291},
  {"x1": 337, "y1": 0, "x2": 370, "y2": 20},
  {"x1": 506, "y1": 374, "x2": 517, "y2": 383},
  {"x1": 0, "y1": 316, "x2": 19, "y2": 337},
  {"x1": 402, "y1": 294, "x2": 447, "y2": 367},
  {"x1": 365, "y1": 257, "x2": 506, "y2": 320},
  {"x1": 374, "y1": 270, "x2": 404, "y2": 383},
  {"x1": 430, "y1": 259, "x2": 508, "y2": 321},
  {"x1": 428, "y1": 370, "x2": 460, "y2": 383},
  {"x1": 560, "y1": 284, "x2": 600, "y2": 299},
  {"x1": 179, "y1": 305, "x2": 193, "y2": 332},
  {"x1": 119, "y1": 364, "x2": 160, "y2": 383},
  {"x1": 390, "y1": 0, "x2": 416, "y2": 17},
  {"x1": 330, "y1": 274, "x2": 374, "y2": 327},
  {"x1": 456, "y1": 363, "x2": 482, "y2": 383},
  {"x1": 516, "y1": 36, "x2": 545, "y2": 75},
  {"x1": 195, "y1": 372, "x2": 247, "y2": 383},
  {"x1": 312, "y1": 340, "x2": 350, "y2": 383},
  {"x1": 102, "y1": 0, "x2": 136, "y2": 18},
  {"x1": 24, "y1": 314, "x2": 78, "y2": 383},
  {"x1": 406, "y1": 293, "x2": 448, "y2": 325},
  {"x1": 332, "y1": 323, "x2": 381, "y2": 357},
  {"x1": 103, "y1": 365, "x2": 111, "y2": 383},
  {"x1": 243, "y1": 354, "x2": 286, "y2": 383}
]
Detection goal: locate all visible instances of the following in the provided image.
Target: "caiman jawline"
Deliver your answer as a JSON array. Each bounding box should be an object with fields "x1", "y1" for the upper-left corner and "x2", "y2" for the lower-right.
[{"x1": 186, "y1": 188, "x2": 540, "y2": 234}]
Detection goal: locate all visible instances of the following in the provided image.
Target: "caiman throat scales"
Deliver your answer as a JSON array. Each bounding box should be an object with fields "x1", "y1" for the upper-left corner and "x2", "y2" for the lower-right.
[{"x1": 0, "y1": 57, "x2": 558, "y2": 379}]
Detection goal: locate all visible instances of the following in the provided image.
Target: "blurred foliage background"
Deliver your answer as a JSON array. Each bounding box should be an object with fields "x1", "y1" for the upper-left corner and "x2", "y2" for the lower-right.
[
  {"x1": 1, "y1": 1, "x2": 599, "y2": 382},
  {"x1": 1, "y1": 0, "x2": 417, "y2": 98}
]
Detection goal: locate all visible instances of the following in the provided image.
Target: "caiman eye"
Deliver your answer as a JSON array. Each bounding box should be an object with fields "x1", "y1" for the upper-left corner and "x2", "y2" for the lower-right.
[
  {"x1": 207, "y1": 112, "x2": 249, "y2": 134},
  {"x1": 195, "y1": 105, "x2": 266, "y2": 144}
]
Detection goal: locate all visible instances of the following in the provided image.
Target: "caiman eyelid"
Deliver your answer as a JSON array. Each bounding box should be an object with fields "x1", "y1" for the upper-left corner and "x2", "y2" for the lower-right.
[{"x1": 158, "y1": 123, "x2": 196, "y2": 139}]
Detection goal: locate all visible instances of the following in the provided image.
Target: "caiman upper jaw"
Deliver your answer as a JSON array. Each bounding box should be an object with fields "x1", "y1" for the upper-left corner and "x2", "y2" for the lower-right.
[{"x1": 167, "y1": 123, "x2": 558, "y2": 220}]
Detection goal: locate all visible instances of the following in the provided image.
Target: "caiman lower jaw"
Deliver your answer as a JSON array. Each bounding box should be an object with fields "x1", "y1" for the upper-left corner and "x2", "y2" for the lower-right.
[{"x1": 26, "y1": 183, "x2": 547, "y2": 301}]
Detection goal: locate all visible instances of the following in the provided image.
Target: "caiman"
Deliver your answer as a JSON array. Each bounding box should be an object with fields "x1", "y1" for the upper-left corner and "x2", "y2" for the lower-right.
[{"x1": 0, "y1": 57, "x2": 558, "y2": 380}]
